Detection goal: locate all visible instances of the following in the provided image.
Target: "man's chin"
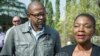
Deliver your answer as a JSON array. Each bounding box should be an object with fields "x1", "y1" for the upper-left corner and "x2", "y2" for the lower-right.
[
  {"x1": 38, "y1": 25, "x2": 42, "y2": 28},
  {"x1": 38, "y1": 24, "x2": 45, "y2": 29}
]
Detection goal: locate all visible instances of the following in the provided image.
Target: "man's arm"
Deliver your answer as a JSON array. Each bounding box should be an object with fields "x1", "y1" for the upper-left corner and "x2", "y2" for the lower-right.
[
  {"x1": 0, "y1": 29, "x2": 15, "y2": 56},
  {"x1": 54, "y1": 32, "x2": 61, "y2": 54},
  {"x1": 4, "y1": 28, "x2": 13, "y2": 43}
]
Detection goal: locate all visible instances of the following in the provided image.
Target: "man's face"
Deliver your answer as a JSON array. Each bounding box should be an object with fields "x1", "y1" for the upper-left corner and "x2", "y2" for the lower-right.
[
  {"x1": 12, "y1": 17, "x2": 21, "y2": 26},
  {"x1": 73, "y1": 16, "x2": 94, "y2": 44},
  {"x1": 28, "y1": 4, "x2": 46, "y2": 28}
]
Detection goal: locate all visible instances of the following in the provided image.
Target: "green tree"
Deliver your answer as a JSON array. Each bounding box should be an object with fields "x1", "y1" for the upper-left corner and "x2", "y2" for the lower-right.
[
  {"x1": 0, "y1": 0, "x2": 26, "y2": 17},
  {"x1": 31, "y1": 0, "x2": 40, "y2": 1},
  {"x1": 46, "y1": 1, "x2": 54, "y2": 27},
  {"x1": 55, "y1": 0, "x2": 60, "y2": 25}
]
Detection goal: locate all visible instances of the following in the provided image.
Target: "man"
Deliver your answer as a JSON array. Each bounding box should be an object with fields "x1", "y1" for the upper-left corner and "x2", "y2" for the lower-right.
[
  {"x1": 4, "y1": 16, "x2": 21, "y2": 43},
  {"x1": 0, "y1": 26, "x2": 5, "y2": 52},
  {"x1": 11, "y1": 16, "x2": 21, "y2": 26},
  {"x1": 0, "y1": 1, "x2": 61, "y2": 56}
]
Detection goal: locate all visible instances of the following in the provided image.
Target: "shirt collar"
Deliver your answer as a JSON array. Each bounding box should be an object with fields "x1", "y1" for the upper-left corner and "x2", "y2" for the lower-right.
[
  {"x1": 22, "y1": 21, "x2": 50, "y2": 35},
  {"x1": 28, "y1": 21, "x2": 44, "y2": 32}
]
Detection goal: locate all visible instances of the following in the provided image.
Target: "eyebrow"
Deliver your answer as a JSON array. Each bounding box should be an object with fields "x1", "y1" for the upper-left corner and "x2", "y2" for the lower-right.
[{"x1": 74, "y1": 23, "x2": 93, "y2": 26}]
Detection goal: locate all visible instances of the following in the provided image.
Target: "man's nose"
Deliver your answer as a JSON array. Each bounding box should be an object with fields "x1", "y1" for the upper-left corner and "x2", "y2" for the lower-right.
[{"x1": 38, "y1": 15, "x2": 44, "y2": 19}]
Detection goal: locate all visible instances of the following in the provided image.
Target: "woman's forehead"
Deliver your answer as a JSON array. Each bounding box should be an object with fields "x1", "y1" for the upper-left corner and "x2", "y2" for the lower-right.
[{"x1": 75, "y1": 16, "x2": 93, "y2": 22}]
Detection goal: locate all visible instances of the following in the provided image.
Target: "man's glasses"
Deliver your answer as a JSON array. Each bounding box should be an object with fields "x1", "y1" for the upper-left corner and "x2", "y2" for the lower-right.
[
  {"x1": 13, "y1": 20, "x2": 20, "y2": 22},
  {"x1": 29, "y1": 13, "x2": 46, "y2": 18}
]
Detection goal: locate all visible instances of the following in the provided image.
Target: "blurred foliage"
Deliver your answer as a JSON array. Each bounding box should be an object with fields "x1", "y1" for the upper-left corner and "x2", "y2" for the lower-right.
[
  {"x1": 54, "y1": 0, "x2": 60, "y2": 25},
  {"x1": 0, "y1": 0, "x2": 26, "y2": 17},
  {"x1": 46, "y1": 1, "x2": 54, "y2": 27}
]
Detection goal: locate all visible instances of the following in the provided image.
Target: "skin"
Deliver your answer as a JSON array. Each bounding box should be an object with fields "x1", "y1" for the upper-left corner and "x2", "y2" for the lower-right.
[
  {"x1": 27, "y1": 2, "x2": 46, "y2": 31},
  {"x1": 12, "y1": 16, "x2": 21, "y2": 26},
  {"x1": 73, "y1": 16, "x2": 94, "y2": 44},
  {"x1": 72, "y1": 16, "x2": 95, "y2": 56}
]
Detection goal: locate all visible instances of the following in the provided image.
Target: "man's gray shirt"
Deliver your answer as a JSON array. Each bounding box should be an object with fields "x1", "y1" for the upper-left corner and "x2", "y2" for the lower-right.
[{"x1": 0, "y1": 21, "x2": 61, "y2": 56}]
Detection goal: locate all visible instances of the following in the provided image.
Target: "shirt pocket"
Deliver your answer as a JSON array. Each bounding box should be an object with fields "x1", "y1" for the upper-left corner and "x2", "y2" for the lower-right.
[
  {"x1": 43, "y1": 43, "x2": 54, "y2": 48},
  {"x1": 42, "y1": 43, "x2": 55, "y2": 56},
  {"x1": 15, "y1": 42, "x2": 30, "y2": 56}
]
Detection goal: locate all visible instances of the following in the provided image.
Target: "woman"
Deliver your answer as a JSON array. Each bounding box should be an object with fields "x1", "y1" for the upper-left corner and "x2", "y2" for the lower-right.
[{"x1": 56, "y1": 13, "x2": 100, "y2": 56}]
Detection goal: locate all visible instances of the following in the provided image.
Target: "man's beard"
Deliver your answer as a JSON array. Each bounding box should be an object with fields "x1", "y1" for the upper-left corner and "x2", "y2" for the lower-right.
[{"x1": 38, "y1": 23, "x2": 45, "y2": 29}]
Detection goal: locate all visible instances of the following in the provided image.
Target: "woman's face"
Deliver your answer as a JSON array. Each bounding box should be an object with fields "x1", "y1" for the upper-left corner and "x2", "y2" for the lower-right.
[{"x1": 73, "y1": 16, "x2": 94, "y2": 44}]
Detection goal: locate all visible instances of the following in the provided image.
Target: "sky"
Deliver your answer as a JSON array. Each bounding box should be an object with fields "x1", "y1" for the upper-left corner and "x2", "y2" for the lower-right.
[{"x1": 19, "y1": 0, "x2": 66, "y2": 20}]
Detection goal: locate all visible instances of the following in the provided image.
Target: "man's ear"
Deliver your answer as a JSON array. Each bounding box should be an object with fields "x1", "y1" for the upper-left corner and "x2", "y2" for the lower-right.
[
  {"x1": 27, "y1": 13, "x2": 30, "y2": 17},
  {"x1": 28, "y1": 17, "x2": 31, "y2": 20}
]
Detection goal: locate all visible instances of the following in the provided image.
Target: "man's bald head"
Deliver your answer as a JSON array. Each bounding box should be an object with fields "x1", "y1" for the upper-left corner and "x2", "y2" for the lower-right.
[
  {"x1": 27, "y1": 1, "x2": 45, "y2": 14},
  {"x1": 12, "y1": 16, "x2": 20, "y2": 21}
]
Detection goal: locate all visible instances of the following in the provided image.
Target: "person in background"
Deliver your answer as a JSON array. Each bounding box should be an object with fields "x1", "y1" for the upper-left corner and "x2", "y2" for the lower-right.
[
  {"x1": 0, "y1": 25, "x2": 5, "y2": 52},
  {"x1": 0, "y1": 1, "x2": 61, "y2": 56},
  {"x1": 57, "y1": 13, "x2": 100, "y2": 56},
  {"x1": 4, "y1": 16, "x2": 21, "y2": 43},
  {"x1": 11, "y1": 16, "x2": 21, "y2": 26}
]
